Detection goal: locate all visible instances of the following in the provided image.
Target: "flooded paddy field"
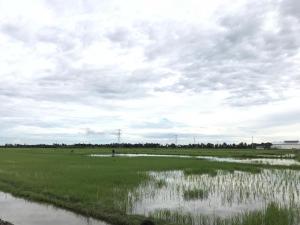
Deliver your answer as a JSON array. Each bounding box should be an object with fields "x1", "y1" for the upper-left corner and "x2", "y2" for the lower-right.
[
  {"x1": 126, "y1": 169, "x2": 300, "y2": 225},
  {"x1": 91, "y1": 153, "x2": 300, "y2": 166},
  {"x1": 73, "y1": 147, "x2": 299, "y2": 159},
  {"x1": 0, "y1": 148, "x2": 300, "y2": 225}
]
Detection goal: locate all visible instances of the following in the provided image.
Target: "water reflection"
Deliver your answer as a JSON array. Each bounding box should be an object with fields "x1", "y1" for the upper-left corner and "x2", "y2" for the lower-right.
[
  {"x1": 196, "y1": 156, "x2": 300, "y2": 166},
  {"x1": 127, "y1": 169, "x2": 300, "y2": 224},
  {"x1": 0, "y1": 192, "x2": 108, "y2": 225},
  {"x1": 90, "y1": 154, "x2": 300, "y2": 166}
]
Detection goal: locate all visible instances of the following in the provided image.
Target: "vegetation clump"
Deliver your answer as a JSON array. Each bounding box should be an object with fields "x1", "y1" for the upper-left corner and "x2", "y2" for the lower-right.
[{"x1": 183, "y1": 189, "x2": 208, "y2": 200}]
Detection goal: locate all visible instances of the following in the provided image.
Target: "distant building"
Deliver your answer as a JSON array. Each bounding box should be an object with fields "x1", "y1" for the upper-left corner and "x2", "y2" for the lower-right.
[
  {"x1": 255, "y1": 142, "x2": 272, "y2": 150},
  {"x1": 271, "y1": 140, "x2": 300, "y2": 150}
]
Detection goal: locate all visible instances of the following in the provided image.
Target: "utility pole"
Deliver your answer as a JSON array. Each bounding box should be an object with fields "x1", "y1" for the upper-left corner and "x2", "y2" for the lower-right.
[{"x1": 252, "y1": 136, "x2": 254, "y2": 149}]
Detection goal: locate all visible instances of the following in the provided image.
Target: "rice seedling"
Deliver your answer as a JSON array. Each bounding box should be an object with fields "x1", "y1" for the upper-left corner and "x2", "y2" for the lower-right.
[
  {"x1": 127, "y1": 169, "x2": 300, "y2": 225},
  {"x1": 183, "y1": 188, "x2": 208, "y2": 200}
]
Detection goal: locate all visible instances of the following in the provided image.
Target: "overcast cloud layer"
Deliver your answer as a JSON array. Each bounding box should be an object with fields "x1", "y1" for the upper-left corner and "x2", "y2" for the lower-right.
[{"x1": 0, "y1": 0, "x2": 300, "y2": 144}]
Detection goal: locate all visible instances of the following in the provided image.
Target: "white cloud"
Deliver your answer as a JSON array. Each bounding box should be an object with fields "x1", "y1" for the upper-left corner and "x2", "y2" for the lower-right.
[{"x1": 0, "y1": 0, "x2": 300, "y2": 144}]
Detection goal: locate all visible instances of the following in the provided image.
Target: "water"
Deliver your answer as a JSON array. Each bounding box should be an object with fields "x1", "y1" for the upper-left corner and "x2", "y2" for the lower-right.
[
  {"x1": 196, "y1": 156, "x2": 300, "y2": 166},
  {"x1": 126, "y1": 169, "x2": 300, "y2": 225},
  {"x1": 90, "y1": 153, "x2": 193, "y2": 158},
  {"x1": 0, "y1": 192, "x2": 109, "y2": 225},
  {"x1": 90, "y1": 153, "x2": 300, "y2": 166}
]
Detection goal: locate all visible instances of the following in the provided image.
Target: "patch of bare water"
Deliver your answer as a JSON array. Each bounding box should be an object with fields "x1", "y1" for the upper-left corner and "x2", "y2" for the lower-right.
[
  {"x1": 90, "y1": 154, "x2": 300, "y2": 166},
  {"x1": 196, "y1": 156, "x2": 300, "y2": 166},
  {"x1": 0, "y1": 192, "x2": 109, "y2": 225}
]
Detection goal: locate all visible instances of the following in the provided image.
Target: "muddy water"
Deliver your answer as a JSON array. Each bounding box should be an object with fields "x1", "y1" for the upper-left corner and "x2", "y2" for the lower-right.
[
  {"x1": 127, "y1": 169, "x2": 300, "y2": 224},
  {"x1": 0, "y1": 192, "x2": 109, "y2": 225},
  {"x1": 90, "y1": 153, "x2": 300, "y2": 166}
]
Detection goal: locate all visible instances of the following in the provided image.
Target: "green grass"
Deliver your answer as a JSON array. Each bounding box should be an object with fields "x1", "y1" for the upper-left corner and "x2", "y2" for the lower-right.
[
  {"x1": 183, "y1": 164, "x2": 262, "y2": 176},
  {"x1": 1, "y1": 147, "x2": 298, "y2": 159},
  {"x1": 296, "y1": 151, "x2": 300, "y2": 162},
  {"x1": 226, "y1": 202, "x2": 300, "y2": 225},
  {"x1": 154, "y1": 179, "x2": 167, "y2": 189},
  {"x1": 0, "y1": 148, "x2": 299, "y2": 225},
  {"x1": 183, "y1": 188, "x2": 208, "y2": 200},
  {"x1": 150, "y1": 203, "x2": 300, "y2": 225}
]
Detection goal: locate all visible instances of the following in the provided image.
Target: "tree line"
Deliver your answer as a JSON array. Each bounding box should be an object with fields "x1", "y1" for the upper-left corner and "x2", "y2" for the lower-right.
[{"x1": 1, "y1": 142, "x2": 272, "y2": 149}]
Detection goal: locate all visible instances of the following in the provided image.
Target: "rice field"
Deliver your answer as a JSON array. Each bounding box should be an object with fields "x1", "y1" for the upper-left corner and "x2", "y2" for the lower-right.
[
  {"x1": 126, "y1": 169, "x2": 300, "y2": 225},
  {"x1": 0, "y1": 148, "x2": 299, "y2": 225}
]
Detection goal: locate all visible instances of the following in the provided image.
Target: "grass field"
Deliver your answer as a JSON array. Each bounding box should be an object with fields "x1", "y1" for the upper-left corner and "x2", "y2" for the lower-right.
[
  {"x1": 3, "y1": 147, "x2": 297, "y2": 158},
  {"x1": 0, "y1": 148, "x2": 299, "y2": 225}
]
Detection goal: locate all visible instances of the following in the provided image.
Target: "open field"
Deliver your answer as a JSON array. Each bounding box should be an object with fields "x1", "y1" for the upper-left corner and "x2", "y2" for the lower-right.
[
  {"x1": 1, "y1": 147, "x2": 299, "y2": 159},
  {"x1": 0, "y1": 148, "x2": 300, "y2": 225}
]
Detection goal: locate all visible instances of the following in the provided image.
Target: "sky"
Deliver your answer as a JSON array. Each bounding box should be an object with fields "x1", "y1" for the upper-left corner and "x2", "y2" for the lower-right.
[{"x1": 0, "y1": 0, "x2": 300, "y2": 145}]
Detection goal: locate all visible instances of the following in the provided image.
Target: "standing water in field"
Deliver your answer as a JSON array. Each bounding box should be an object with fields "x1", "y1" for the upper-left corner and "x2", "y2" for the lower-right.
[
  {"x1": 0, "y1": 192, "x2": 109, "y2": 225},
  {"x1": 126, "y1": 169, "x2": 300, "y2": 225},
  {"x1": 90, "y1": 154, "x2": 300, "y2": 166}
]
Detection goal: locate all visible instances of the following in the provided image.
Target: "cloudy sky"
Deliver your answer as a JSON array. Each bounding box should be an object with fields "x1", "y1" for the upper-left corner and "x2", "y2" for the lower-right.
[{"x1": 0, "y1": 0, "x2": 300, "y2": 144}]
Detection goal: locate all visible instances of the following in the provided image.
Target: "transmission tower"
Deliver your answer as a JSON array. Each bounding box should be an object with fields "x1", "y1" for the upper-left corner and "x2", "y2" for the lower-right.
[{"x1": 117, "y1": 129, "x2": 121, "y2": 144}]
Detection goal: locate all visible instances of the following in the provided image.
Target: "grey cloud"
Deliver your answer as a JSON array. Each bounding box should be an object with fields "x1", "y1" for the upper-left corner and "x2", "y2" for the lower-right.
[
  {"x1": 132, "y1": 118, "x2": 185, "y2": 129},
  {"x1": 85, "y1": 128, "x2": 106, "y2": 136},
  {"x1": 1, "y1": 20, "x2": 99, "y2": 54},
  {"x1": 106, "y1": 27, "x2": 135, "y2": 47},
  {"x1": 1, "y1": 0, "x2": 300, "y2": 144},
  {"x1": 135, "y1": 1, "x2": 300, "y2": 106},
  {"x1": 225, "y1": 88, "x2": 285, "y2": 107},
  {"x1": 280, "y1": 0, "x2": 300, "y2": 20},
  {"x1": 0, "y1": 21, "x2": 167, "y2": 103},
  {"x1": 41, "y1": 66, "x2": 161, "y2": 100},
  {"x1": 250, "y1": 110, "x2": 300, "y2": 130},
  {"x1": 142, "y1": 132, "x2": 246, "y2": 143},
  {"x1": 0, "y1": 23, "x2": 33, "y2": 43},
  {"x1": 2, "y1": 0, "x2": 299, "y2": 108},
  {"x1": 36, "y1": 27, "x2": 78, "y2": 52},
  {"x1": 0, "y1": 64, "x2": 164, "y2": 104},
  {"x1": 84, "y1": 128, "x2": 123, "y2": 138}
]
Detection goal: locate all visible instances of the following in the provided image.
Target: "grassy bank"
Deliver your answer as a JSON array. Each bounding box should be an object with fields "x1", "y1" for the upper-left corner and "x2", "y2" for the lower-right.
[{"x1": 0, "y1": 148, "x2": 299, "y2": 225}]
